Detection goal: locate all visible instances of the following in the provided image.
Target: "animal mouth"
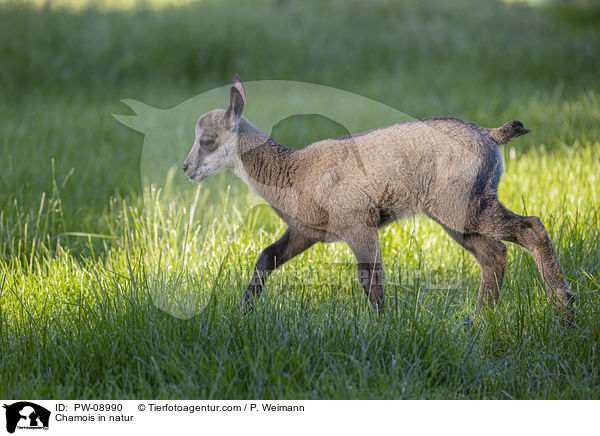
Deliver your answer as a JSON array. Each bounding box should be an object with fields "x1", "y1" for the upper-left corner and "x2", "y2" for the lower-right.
[{"x1": 190, "y1": 170, "x2": 207, "y2": 183}]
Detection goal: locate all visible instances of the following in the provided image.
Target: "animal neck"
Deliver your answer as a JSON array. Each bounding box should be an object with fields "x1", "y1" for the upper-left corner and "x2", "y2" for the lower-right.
[{"x1": 234, "y1": 119, "x2": 299, "y2": 203}]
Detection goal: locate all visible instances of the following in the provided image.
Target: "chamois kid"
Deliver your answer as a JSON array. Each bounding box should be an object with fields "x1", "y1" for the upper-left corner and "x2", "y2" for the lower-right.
[{"x1": 183, "y1": 75, "x2": 573, "y2": 316}]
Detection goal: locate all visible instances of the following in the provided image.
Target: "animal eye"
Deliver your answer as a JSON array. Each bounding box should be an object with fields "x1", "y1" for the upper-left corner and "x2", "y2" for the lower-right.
[{"x1": 200, "y1": 137, "x2": 215, "y2": 148}]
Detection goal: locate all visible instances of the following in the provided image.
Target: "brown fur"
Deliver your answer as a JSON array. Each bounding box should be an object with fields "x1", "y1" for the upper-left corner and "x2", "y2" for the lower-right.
[{"x1": 183, "y1": 75, "x2": 574, "y2": 318}]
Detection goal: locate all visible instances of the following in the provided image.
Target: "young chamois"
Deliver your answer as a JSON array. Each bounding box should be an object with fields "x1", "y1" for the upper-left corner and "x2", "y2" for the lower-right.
[{"x1": 183, "y1": 75, "x2": 574, "y2": 317}]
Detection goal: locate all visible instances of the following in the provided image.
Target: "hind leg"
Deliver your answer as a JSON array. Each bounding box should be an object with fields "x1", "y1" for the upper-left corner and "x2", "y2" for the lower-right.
[
  {"x1": 442, "y1": 227, "x2": 507, "y2": 308},
  {"x1": 475, "y1": 200, "x2": 574, "y2": 314}
]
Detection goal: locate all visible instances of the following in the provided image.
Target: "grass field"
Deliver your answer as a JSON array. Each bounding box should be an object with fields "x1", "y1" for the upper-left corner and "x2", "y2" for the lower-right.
[{"x1": 1, "y1": 0, "x2": 599, "y2": 399}]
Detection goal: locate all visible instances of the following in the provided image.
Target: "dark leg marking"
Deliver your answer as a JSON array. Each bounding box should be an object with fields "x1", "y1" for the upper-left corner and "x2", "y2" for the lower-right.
[
  {"x1": 239, "y1": 227, "x2": 316, "y2": 310},
  {"x1": 442, "y1": 226, "x2": 507, "y2": 309},
  {"x1": 344, "y1": 228, "x2": 385, "y2": 315},
  {"x1": 474, "y1": 200, "x2": 574, "y2": 314}
]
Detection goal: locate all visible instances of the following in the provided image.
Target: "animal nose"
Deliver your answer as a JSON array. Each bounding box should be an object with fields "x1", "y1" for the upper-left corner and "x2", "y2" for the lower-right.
[{"x1": 182, "y1": 162, "x2": 189, "y2": 172}]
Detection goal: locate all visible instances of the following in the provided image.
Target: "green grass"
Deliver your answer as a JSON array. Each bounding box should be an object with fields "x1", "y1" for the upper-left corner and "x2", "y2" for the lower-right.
[{"x1": 1, "y1": 0, "x2": 600, "y2": 399}]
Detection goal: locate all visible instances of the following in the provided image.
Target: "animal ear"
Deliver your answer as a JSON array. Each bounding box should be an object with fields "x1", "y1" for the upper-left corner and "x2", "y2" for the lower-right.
[{"x1": 225, "y1": 74, "x2": 246, "y2": 130}]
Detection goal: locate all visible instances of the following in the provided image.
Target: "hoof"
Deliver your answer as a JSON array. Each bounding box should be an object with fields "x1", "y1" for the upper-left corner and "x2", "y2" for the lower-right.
[{"x1": 238, "y1": 295, "x2": 254, "y2": 314}]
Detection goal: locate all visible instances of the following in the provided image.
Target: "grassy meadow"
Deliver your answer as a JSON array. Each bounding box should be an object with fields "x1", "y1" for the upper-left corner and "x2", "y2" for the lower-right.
[{"x1": 1, "y1": 0, "x2": 600, "y2": 399}]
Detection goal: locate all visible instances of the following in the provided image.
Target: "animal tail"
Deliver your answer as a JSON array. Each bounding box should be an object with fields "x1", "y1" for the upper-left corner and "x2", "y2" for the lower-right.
[{"x1": 485, "y1": 120, "x2": 530, "y2": 144}]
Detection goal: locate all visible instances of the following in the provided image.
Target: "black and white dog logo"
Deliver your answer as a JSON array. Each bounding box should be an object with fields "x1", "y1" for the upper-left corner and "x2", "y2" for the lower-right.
[{"x1": 3, "y1": 402, "x2": 50, "y2": 433}]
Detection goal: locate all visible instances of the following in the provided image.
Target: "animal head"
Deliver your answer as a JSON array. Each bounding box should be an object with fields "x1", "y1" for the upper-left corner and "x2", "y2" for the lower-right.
[{"x1": 183, "y1": 75, "x2": 247, "y2": 182}]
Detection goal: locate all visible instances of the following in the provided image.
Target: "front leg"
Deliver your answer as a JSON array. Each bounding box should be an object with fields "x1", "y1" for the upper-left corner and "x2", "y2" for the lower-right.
[
  {"x1": 239, "y1": 227, "x2": 316, "y2": 310},
  {"x1": 344, "y1": 228, "x2": 385, "y2": 315}
]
